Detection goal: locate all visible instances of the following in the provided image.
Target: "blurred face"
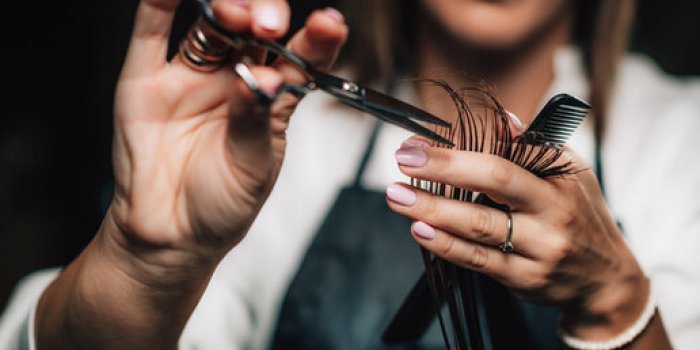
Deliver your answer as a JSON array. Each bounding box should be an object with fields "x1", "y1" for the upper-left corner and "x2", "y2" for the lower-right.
[{"x1": 421, "y1": 0, "x2": 571, "y2": 49}]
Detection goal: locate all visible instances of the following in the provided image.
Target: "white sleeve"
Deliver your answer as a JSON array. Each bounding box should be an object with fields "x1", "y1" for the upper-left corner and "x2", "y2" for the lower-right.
[
  {"x1": 0, "y1": 269, "x2": 61, "y2": 350},
  {"x1": 605, "y1": 69, "x2": 700, "y2": 349}
]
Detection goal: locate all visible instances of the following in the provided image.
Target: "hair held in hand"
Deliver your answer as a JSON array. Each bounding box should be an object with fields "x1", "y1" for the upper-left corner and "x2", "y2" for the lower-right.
[
  {"x1": 421, "y1": 78, "x2": 576, "y2": 179},
  {"x1": 409, "y1": 79, "x2": 577, "y2": 350}
]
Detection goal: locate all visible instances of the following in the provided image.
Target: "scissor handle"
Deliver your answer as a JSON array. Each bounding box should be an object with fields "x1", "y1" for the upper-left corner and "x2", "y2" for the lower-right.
[{"x1": 189, "y1": 0, "x2": 453, "y2": 146}]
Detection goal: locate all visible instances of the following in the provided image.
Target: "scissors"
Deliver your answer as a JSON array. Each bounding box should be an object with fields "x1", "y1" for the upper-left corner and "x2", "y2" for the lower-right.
[{"x1": 191, "y1": 0, "x2": 454, "y2": 146}]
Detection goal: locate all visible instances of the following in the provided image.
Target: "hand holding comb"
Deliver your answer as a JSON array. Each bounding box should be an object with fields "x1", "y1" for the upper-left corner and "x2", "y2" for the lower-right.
[{"x1": 382, "y1": 92, "x2": 590, "y2": 347}]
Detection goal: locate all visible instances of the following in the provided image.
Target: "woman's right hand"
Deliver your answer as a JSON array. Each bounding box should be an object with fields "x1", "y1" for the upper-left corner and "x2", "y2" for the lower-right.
[
  {"x1": 36, "y1": 1, "x2": 346, "y2": 349},
  {"x1": 108, "y1": 0, "x2": 346, "y2": 274}
]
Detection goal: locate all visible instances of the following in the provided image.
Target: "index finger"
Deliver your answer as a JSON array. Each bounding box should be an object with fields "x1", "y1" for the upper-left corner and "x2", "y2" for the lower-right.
[
  {"x1": 123, "y1": 0, "x2": 181, "y2": 77},
  {"x1": 397, "y1": 147, "x2": 556, "y2": 211},
  {"x1": 273, "y1": 8, "x2": 348, "y2": 86}
]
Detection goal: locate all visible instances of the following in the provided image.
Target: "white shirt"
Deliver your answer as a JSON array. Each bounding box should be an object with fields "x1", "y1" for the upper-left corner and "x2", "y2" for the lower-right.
[{"x1": 2, "y1": 48, "x2": 699, "y2": 349}]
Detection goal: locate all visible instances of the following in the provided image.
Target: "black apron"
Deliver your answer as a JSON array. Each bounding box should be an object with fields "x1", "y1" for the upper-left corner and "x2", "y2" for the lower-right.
[{"x1": 270, "y1": 123, "x2": 563, "y2": 350}]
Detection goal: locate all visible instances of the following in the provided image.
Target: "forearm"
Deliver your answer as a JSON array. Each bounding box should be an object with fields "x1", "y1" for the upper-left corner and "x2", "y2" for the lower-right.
[{"x1": 34, "y1": 215, "x2": 217, "y2": 350}]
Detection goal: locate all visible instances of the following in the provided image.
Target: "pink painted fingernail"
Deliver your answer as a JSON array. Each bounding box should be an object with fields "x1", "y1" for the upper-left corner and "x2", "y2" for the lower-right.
[
  {"x1": 506, "y1": 111, "x2": 525, "y2": 132},
  {"x1": 256, "y1": 4, "x2": 283, "y2": 31},
  {"x1": 386, "y1": 184, "x2": 416, "y2": 206},
  {"x1": 323, "y1": 7, "x2": 345, "y2": 23},
  {"x1": 260, "y1": 75, "x2": 283, "y2": 96},
  {"x1": 413, "y1": 221, "x2": 436, "y2": 240},
  {"x1": 400, "y1": 138, "x2": 431, "y2": 149},
  {"x1": 230, "y1": 0, "x2": 250, "y2": 8},
  {"x1": 396, "y1": 147, "x2": 428, "y2": 167}
]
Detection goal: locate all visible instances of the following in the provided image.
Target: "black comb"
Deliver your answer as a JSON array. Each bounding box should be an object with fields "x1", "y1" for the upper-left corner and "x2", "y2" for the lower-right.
[{"x1": 527, "y1": 93, "x2": 590, "y2": 147}]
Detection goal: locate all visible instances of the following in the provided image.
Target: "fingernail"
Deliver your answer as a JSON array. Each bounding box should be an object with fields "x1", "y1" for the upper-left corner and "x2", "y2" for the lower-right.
[
  {"x1": 257, "y1": 4, "x2": 282, "y2": 31},
  {"x1": 386, "y1": 184, "x2": 416, "y2": 206},
  {"x1": 260, "y1": 78, "x2": 283, "y2": 97},
  {"x1": 413, "y1": 221, "x2": 436, "y2": 240},
  {"x1": 323, "y1": 7, "x2": 345, "y2": 23},
  {"x1": 400, "y1": 138, "x2": 431, "y2": 149},
  {"x1": 230, "y1": 0, "x2": 250, "y2": 8},
  {"x1": 396, "y1": 147, "x2": 428, "y2": 167},
  {"x1": 506, "y1": 111, "x2": 525, "y2": 132}
]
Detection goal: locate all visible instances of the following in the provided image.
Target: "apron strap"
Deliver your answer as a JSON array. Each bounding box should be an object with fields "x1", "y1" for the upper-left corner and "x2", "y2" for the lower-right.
[
  {"x1": 351, "y1": 78, "x2": 401, "y2": 188},
  {"x1": 352, "y1": 121, "x2": 383, "y2": 188},
  {"x1": 594, "y1": 133, "x2": 606, "y2": 196}
]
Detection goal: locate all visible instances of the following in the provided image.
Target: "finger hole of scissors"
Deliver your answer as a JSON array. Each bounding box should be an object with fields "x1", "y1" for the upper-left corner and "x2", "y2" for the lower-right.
[{"x1": 234, "y1": 63, "x2": 312, "y2": 106}]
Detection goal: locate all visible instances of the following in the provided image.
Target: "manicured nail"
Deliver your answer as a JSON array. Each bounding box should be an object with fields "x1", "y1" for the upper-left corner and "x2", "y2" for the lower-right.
[
  {"x1": 260, "y1": 76, "x2": 283, "y2": 97},
  {"x1": 401, "y1": 138, "x2": 431, "y2": 149},
  {"x1": 506, "y1": 111, "x2": 525, "y2": 132},
  {"x1": 230, "y1": 0, "x2": 250, "y2": 8},
  {"x1": 386, "y1": 184, "x2": 416, "y2": 206},
  {"x1": 256, "y1": 4, "x2": 283, "y2": 31},
  {"x1": 413, "y1": 221, "x2": 436, "y2": 240},
  {"x1": 395, "y1": 147, "x2": 427, "y2": 167},
  {"x1": 323, "y1": 7, "x2": 345, "y2": 23}
]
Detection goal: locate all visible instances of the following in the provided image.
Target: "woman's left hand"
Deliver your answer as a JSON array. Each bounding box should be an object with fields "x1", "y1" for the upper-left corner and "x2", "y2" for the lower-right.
[{"x1": 386, "y1": 137, "x2": 649, "y2": 339}]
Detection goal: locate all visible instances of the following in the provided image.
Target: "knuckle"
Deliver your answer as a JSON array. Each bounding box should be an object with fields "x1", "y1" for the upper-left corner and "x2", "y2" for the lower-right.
[
  {"x1": 419, "y1": 195, "x2": 439, "y2": 221},
  {"x1": 429, "y1": 149, "x2": 450, "y2": 174},
  {"x1": 471, "y1": 208, "x2": 495, "y2": 241},
  {"x1": 548, "y1": 286, "x2": 575, "y2": 303},
  {"x1": 555, "y1": 200, "x2": 579, "y2": 227},
  {"x1": 547, "y1": 234, "x2": 573, "y2": 264},
  {"x1": 440, "y1": 235, "x2": 457, "y2": 258},
  {"x1": 488, "y1": 158, "x2": 515, "y2": 187},
  {"x1": 465, "y1": 244, "x2": 489, "y2": 270},
  {"x1": 520, "y1": 268, "x2": 548, "y2": 292},
  {"x1": 522, "y1": 276, "x2": 547, "y2": 292}
]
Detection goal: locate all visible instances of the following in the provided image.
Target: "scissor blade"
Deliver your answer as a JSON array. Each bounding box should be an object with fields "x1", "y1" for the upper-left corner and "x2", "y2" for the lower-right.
[
  {"x1": 338, "y1": 99, "x2": 455, "y2": 147},
  {"x1": 370, "y1": 107, "x2": 455, "y2": 147},
  {"x1": 309, "y1": 71, "x2": 453, "y2": 145},
  {"x1": 363, "y1": 88, "x2": 451, "y2": 127}
]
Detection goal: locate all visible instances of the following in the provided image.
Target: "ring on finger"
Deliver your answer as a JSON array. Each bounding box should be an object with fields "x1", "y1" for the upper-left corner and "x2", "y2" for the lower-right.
[{"x1": 498, "y1": 209, "x2": 514, "y2": 254}]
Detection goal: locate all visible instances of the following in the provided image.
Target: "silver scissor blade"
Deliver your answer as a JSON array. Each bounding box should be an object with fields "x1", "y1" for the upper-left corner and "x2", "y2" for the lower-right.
[
  {"x1": 363, "y1": 88, "x2": 451, "y2": 127},
  {"x1": 338, "y1": 99, "x2": 454, "y2": 146},
  {"x1": 374, "y1": 112, "x2": 455, "y2": 147}
]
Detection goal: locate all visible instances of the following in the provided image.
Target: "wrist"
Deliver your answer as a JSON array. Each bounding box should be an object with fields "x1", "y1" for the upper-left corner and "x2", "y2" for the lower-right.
[
  {"x1": 100, "y1": 207, "x2": 220, "y2": 290},
  {"x1": 36, "y1": 213, "x2": 218, "y2": 350},
  {"x1": 561, "y1": 269, "x2": 649, "y2": 340}
]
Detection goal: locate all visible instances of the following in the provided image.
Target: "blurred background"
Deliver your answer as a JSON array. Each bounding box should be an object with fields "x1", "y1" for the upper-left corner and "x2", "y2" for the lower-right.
[{"x1": 1, "y1": 0, "x2": 699, "y2": 310}]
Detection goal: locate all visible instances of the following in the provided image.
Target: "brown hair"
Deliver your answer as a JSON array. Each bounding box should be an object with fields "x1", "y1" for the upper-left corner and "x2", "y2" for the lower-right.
[{"x1": 337, "y1": 0, "x2": 636, "y2": 139}]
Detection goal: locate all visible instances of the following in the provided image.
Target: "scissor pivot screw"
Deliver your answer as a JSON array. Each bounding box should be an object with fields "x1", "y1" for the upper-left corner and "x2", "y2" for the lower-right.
[{"x1": 342, "y1": 82, "x2": 359, "y2": 93}]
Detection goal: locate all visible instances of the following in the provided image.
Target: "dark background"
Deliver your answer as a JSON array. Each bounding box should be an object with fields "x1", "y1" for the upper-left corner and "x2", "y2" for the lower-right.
[{"x1": 1, "y1": 0, "x2": 699, "y2": 310}]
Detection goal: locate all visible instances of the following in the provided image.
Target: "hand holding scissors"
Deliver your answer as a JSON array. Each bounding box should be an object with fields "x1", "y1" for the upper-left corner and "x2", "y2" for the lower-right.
[
  {"x1": 35, "y1": 4, "x2": 354, "y2": 349},
  {"x1": 187, "y1": 0, "x2": 453, "y2": 146}
]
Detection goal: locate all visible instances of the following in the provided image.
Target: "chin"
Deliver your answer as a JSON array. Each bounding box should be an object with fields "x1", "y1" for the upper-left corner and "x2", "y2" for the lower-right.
[{"x1": 421, "y1": 0, "x2": 569, "y2": 50}]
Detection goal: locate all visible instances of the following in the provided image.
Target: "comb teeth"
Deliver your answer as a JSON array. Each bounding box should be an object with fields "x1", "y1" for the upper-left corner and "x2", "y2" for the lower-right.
[{"x1": 527, "y1": 94, "x2": 591, "y2": 147}]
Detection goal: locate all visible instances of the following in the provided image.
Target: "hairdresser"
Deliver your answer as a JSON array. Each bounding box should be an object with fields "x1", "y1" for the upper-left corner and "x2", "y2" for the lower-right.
[{"x1": 1, "y1": 0, "x2": 698, "y2": 349}]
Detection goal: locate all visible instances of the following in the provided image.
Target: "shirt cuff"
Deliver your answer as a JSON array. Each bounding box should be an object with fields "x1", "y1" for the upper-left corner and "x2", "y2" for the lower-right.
[{"x1": 23, "y1": 296, "x2": 38, "y2": 350}]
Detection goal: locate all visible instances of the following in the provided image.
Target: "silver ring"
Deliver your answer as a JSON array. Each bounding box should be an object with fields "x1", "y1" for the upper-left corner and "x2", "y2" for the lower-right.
[
  {"x1": 498, "y1": 210, "x2": 514, "y2": 254},
  {"x1": 179, "y1": 21, "x2": 231, "y2": 72}
]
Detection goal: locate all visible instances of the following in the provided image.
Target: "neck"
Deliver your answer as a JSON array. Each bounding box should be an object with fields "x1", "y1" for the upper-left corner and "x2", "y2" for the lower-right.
[{"x1": 415, "y1": 9, "x2": 573, "y2": 126}]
